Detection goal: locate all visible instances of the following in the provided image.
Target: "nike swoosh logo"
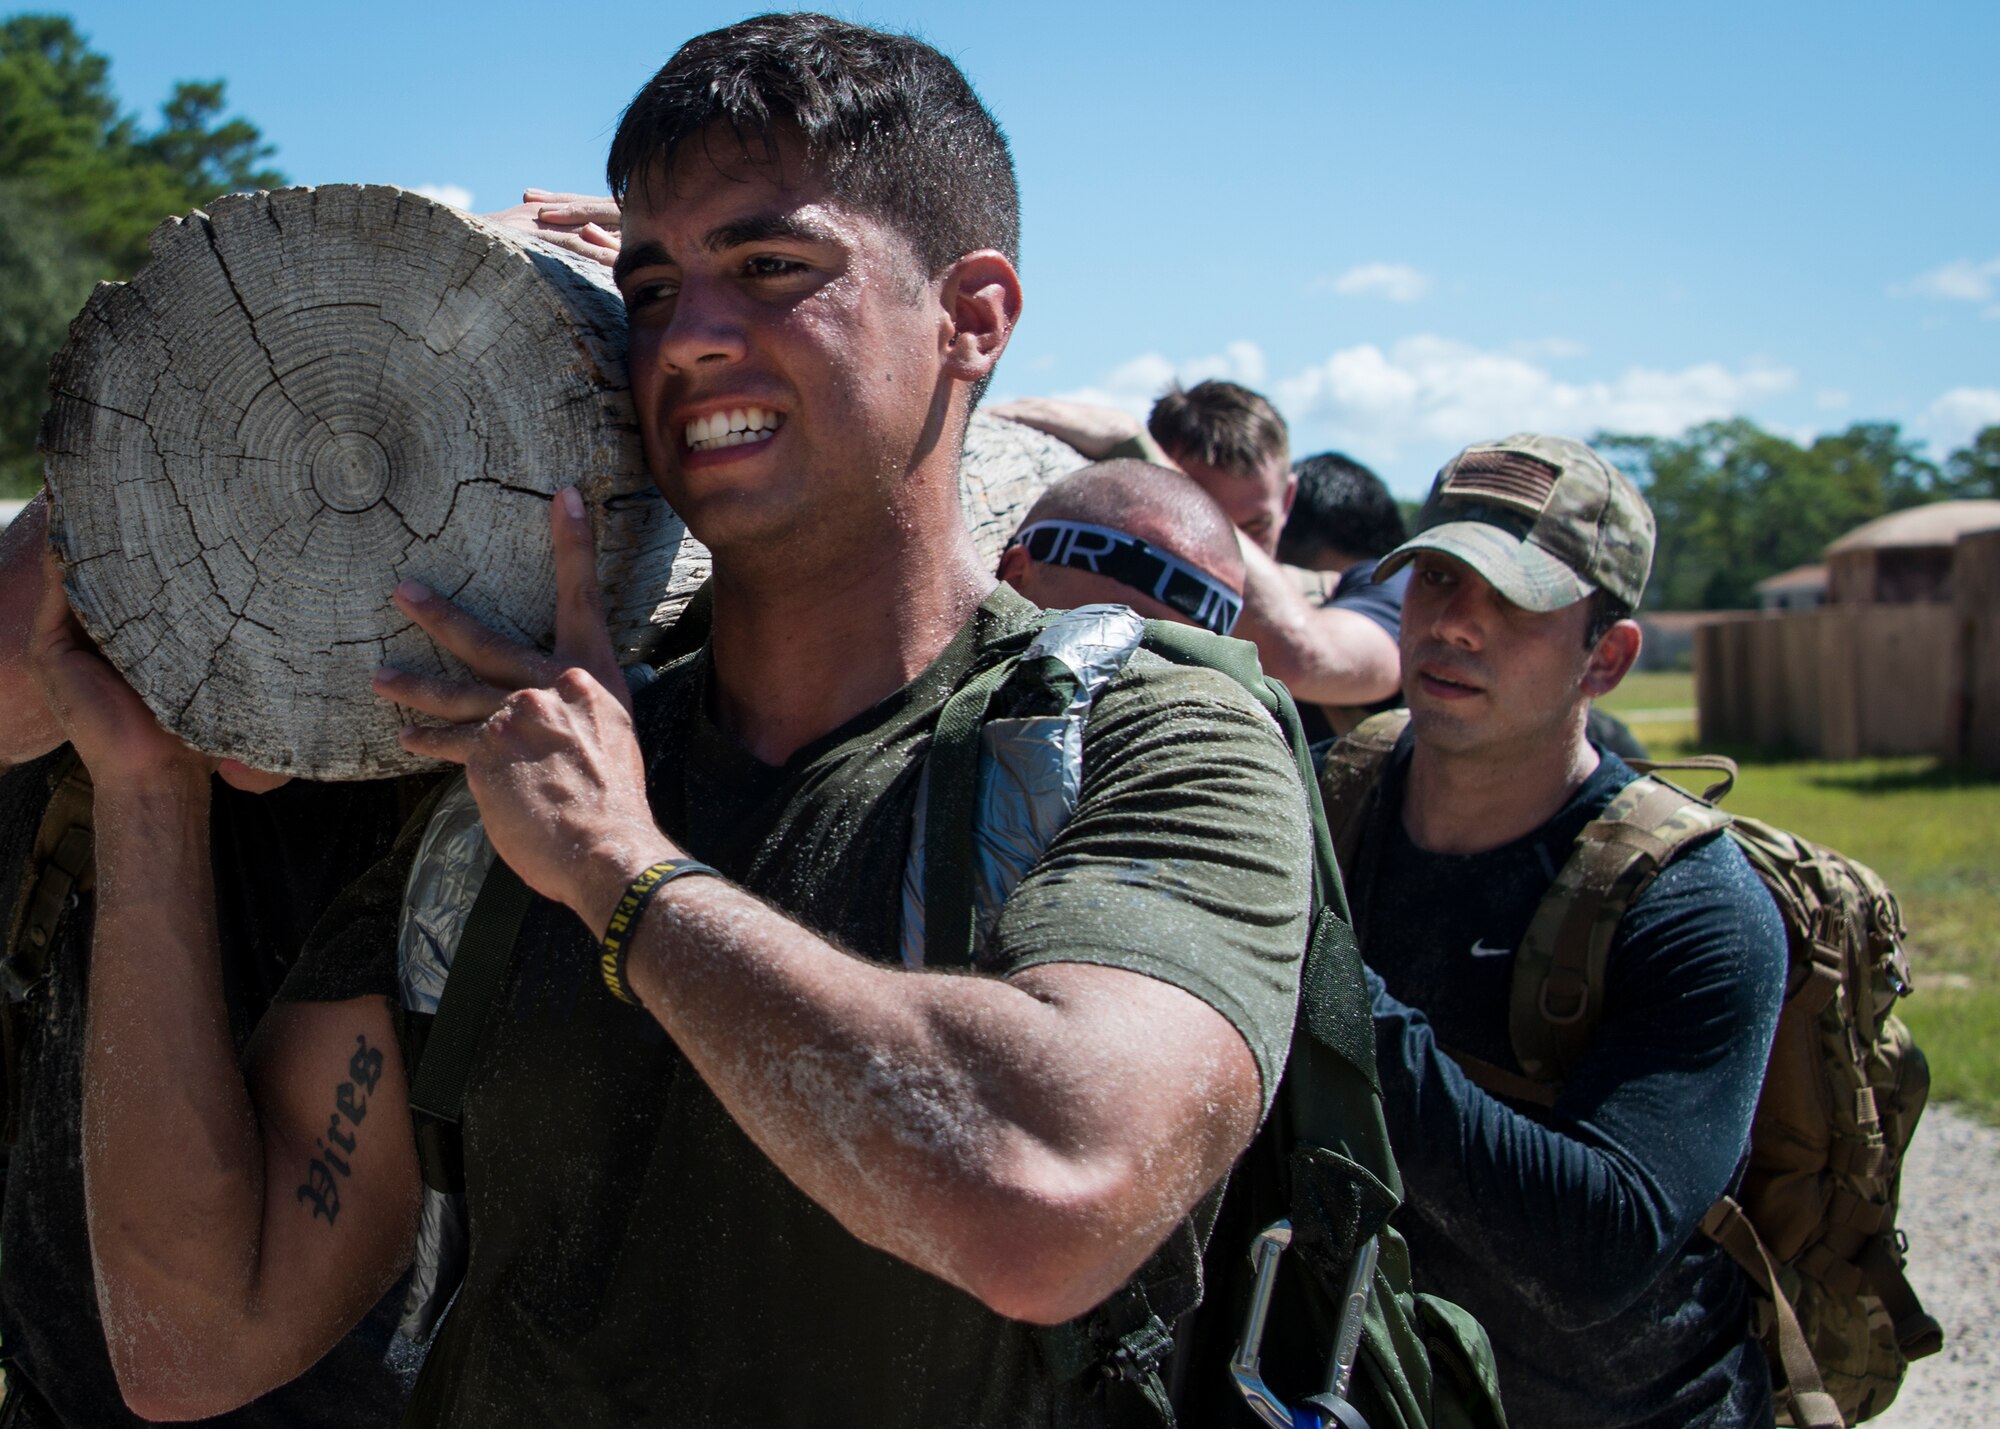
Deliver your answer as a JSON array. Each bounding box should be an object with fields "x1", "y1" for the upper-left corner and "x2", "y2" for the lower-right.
[{"x1": 1469, "y1": 940, "x2": 1511, "y2": 959}]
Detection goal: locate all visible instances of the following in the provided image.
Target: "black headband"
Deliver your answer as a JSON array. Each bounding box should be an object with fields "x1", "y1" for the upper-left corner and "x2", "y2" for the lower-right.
[{"x1": 1014, "y1": 520, "x2": 1243, "y2": 636}]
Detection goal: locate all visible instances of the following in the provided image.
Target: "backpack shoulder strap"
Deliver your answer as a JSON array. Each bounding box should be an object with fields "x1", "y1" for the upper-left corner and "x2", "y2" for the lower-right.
[
  {"x1": 1317, "y1": 710, "x2": 1409, "y2": 875},
  {"x1": 1, "y1": 750, "x2": 94, "y2": 1007},
  {"x1": 1509, "y1": 774, "x2": 1732, "y2": 1085},
  {"x1": 1, "y1": 750, "x2": 95, "y2": 1148},
  {"x1": 406, "y1": 855, "x2": 533, "y2": 1194}
]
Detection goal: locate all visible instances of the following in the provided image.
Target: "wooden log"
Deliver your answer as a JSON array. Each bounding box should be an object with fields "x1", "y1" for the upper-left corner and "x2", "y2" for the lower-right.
[
  {"x1": 38, "y1": 183, "x2": 1082, "y2": 779},
  {"x1": 41, "y1": 185, "x2": 702, "y2": 779},
  {"x1": 958, "y1": 410, "x2": 1087, "y2": 565}
]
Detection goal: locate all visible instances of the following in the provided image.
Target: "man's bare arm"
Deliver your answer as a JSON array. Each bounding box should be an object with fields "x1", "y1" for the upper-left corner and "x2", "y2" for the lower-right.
[
  {"x1": 990, "y1": 397, "x2": 1177, "y2": 466},
  {"x1": 1, "y1": 493, "x2": 63, "y2": 767},
  {"x1": 383, "y1": 492, "x2": 1269, "y2": 1325},
  {"x1": 1231, "y1": 537, "x2": 1402, "y2": 706},
  {"x1": 627, "y1": 896, "x2": 1257, "y2": 1324},
  {"x1": 32, "y1": 556, "x2": 418, "y2": 1419}
]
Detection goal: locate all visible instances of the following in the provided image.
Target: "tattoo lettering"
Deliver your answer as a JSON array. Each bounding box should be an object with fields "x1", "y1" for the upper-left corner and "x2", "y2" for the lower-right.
[
  {"x1": 350, "y1": 1038, "x2": 383, "y2": 1095},
  {"x1": 297, "y1": 1159, "x2": 341, "y2": 1223},
  {"x1": 295, "y1": 1034, "x2": 381, "y2": 1226}
]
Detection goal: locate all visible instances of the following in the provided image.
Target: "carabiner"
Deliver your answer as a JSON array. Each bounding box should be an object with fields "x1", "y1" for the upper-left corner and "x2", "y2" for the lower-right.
[{"x1": 1227, "y1": 1218, "x2": 1377, "y2": 1429}]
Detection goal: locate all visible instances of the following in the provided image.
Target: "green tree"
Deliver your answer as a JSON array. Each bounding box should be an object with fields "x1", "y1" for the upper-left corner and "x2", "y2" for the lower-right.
[
  {"x1": 1942, "y1": 426, "x2": 2000, "y2": 499},
  {"x1": 0, "y1": 13, "x2": 283, "y2": 493},
  {"x1": 1809, "y1": 421, "x2": 1941, "y2": 512},
  {"x1": 1597, "y1": 419, "x2": 1943, "y2": 610}
]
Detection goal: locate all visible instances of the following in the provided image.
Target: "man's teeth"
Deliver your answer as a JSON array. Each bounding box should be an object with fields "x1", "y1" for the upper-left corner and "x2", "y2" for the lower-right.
[{"x1": 686, "y1": 407, "x2": 784, "y2": 451}]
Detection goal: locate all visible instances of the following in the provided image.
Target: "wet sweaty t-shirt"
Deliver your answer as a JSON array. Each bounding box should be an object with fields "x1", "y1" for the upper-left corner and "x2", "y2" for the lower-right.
[
  {"x1": 0, "y1": 752, "x2": 430, "y2": 1428},
  {"x1": 282, "y1": 584, "x2": 1312, "y2": 1429}
]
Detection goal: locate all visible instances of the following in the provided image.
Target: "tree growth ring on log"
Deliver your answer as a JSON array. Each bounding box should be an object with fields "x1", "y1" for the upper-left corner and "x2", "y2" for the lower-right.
[{"x1": 40, "y1": 184, "x2": 706, "y2": 780}]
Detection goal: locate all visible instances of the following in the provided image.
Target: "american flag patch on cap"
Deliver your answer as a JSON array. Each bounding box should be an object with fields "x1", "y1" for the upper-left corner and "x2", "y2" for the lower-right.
[{"x1": 1440, "y1": 450, "x2": 1562, "y2": 514}]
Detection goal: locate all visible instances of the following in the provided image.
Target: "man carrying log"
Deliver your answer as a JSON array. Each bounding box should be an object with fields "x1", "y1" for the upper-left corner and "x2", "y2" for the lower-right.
[
  {"x1": 38, "y1": 14, "x2": 1313, "y2": 1425},
  {"x1": 0, "y1": 501, "x2": 426, "y2": 1425}
]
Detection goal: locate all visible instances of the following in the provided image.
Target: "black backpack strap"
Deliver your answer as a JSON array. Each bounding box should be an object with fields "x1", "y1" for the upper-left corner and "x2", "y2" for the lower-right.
[
  {"x1": 1035, "y1": 1229, "x2": 1204, "y2": 1428},
  {"x1": 407, "y1": 858, "x2": 533, "y2": 1193}
]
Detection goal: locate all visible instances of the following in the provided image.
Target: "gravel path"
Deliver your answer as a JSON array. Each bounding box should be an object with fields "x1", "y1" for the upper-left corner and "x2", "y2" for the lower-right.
[{"x1": 1868, "y1": 1103, "x2": 2000, "y2": 1427}]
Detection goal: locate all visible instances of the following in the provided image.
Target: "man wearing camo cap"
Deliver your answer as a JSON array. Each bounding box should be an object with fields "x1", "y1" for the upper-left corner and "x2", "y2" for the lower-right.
[{"x1": 1317, "y1": 433, "x2": 1789, "y2": 1428}]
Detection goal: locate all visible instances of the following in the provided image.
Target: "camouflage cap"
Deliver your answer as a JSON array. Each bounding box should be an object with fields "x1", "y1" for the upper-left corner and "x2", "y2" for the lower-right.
[{"x1": 1376, "y1": 433, "x2": 1654, "y2": 613}]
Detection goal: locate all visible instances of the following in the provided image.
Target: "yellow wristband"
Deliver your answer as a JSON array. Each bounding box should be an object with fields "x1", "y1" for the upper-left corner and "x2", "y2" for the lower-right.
[{"x1": 600, "y1": 858, "x2": 720, "y2": 1005}]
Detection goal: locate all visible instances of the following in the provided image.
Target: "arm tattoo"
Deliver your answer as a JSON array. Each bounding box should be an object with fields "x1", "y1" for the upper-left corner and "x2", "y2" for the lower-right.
[{"x1": 296, "y1": 1035, "x2": 385, "y2": 1226}]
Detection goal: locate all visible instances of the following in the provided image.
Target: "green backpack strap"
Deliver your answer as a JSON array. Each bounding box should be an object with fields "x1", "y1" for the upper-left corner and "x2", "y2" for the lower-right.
[
  {"x1": 1317, "y1": 710, "x2": 1410, "y2": 875},
  {"x1": 920, "y1": 649, "x2": 1032, "y2": 970},
  {"x1": 407, "y1": 858, "x2": 534, "y2": 1194},
  {"x1": 1507, "y1": 775, "x2": 1732, "y2": 1086}
]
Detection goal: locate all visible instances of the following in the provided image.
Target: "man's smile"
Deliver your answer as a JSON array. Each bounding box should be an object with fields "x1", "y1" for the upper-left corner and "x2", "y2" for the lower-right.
[{"x1": 685, "y1": 405, "x2": 787, "y2": 453}]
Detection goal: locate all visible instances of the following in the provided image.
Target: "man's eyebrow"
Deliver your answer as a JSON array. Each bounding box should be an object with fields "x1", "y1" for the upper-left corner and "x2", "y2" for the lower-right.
[
  {"x1": 612, "y1": 239, "x2": 672, "y2": 287},
  {"x1": 703, "y1": 212, "x2": 839, "y2": 252}
]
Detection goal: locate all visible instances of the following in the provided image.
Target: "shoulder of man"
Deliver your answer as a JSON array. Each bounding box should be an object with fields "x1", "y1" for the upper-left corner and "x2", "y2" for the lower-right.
[
  {"x1": 1619, "y1": 814, "x2": 1786, "y2": 954},
  {"x1": 1601, "y1": 771, "x2": 1789, "y2": 1001},
  {"x1": 1091, "y1": 645, "x2": 1293, "y2": 739},
  {"x1": 272, "y1": 778, "x2": 455, "y2": 1009}
]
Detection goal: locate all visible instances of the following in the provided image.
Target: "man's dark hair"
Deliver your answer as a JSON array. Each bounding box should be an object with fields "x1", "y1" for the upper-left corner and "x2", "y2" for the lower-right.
[
  {"x1": 1585, "y1": 589, "x2": 1634, "y2": 647},
  {"x1": 1278, "y1": 451, "x2": 1406, "y2": 566},
  {"x1": 1145, "y1": 380, "x2": 1288, "y2": 475},
  {"x1": 607, "y1": 13, "x2": 1019, "y2": 280}
]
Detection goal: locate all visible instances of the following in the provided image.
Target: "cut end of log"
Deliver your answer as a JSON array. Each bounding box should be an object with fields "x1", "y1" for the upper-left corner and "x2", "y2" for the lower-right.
[{"x1": 41, "y1": 184, "x2": 707, "y2": 780}]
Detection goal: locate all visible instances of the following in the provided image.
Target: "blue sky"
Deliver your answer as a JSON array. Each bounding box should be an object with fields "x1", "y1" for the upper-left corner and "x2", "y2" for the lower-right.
[{"x1": 63, "y1": 0, "x2": 1999, "y2": 494}]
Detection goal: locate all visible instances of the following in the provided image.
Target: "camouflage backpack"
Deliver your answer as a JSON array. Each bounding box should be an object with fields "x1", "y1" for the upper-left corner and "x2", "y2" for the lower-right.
[{"x1": 1320, "y1": 710, "x2": 1941, "y2": 1428}]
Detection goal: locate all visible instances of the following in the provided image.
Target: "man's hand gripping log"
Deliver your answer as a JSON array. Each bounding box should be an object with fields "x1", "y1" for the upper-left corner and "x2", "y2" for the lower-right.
[{"x1": 373, "y1": 486, "x2": 678, "y2": 942}]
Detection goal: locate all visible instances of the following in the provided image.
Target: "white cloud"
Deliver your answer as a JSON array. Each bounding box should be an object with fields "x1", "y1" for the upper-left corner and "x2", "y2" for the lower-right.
[
  {"x1": 1273, "y1": 334, "x2": 1796, "y2": 463},
  {"x1": 1051, "y1": 341, "x2": 1268, "y2": 415},
  {"x1": 1815, "y1": 389, "x2": 1852, "y2": 411},
  {"x1": 1892, "y1": 257, "x2": 2000, "y2": 308},
  {"x1": 1918, "y1": 387, "x2": 2000, "y2": 454},
  {"x1": 1315, "y1": 262, "x2": 1431, "y2": 303},
  {"x1": 411, "y1": 182, "x2": 475, "y2": 211}
]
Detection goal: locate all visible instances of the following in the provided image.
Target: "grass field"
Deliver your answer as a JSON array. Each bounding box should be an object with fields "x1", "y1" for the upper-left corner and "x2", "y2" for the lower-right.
[{"x1": 1608, "y1": 673, "x2": 2000, "y2": 1123}]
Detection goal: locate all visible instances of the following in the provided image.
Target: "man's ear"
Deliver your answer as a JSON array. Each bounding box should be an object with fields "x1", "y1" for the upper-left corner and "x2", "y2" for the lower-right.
[
  {"x1": 995, "y1": 541, "x2": 1031, "y2": 592},
  {"x1": 1581, "y1": 618, "x2": 1643, "y2": 699},
  {"x1": 1280, "y1": 468, "x2": 1299, "y2": 520},
  {"x1": 939, "y1": 250, "x2": 1022, "y2": 385}
]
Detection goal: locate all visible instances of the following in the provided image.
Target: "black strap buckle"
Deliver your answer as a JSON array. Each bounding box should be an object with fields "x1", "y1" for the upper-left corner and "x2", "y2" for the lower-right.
[
  {"x1": 1107, "y1": 1314, "x2": 1175, "y2": 1384},
  {"x1": 410, "y1": 1104, "x2": 465, "y2": 1195}
]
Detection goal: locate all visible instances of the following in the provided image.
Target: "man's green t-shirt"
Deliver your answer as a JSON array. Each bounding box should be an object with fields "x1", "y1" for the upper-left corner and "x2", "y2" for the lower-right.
[{"x1": 287, "y1": 585, "x2": 1311, "y2": 1427}]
